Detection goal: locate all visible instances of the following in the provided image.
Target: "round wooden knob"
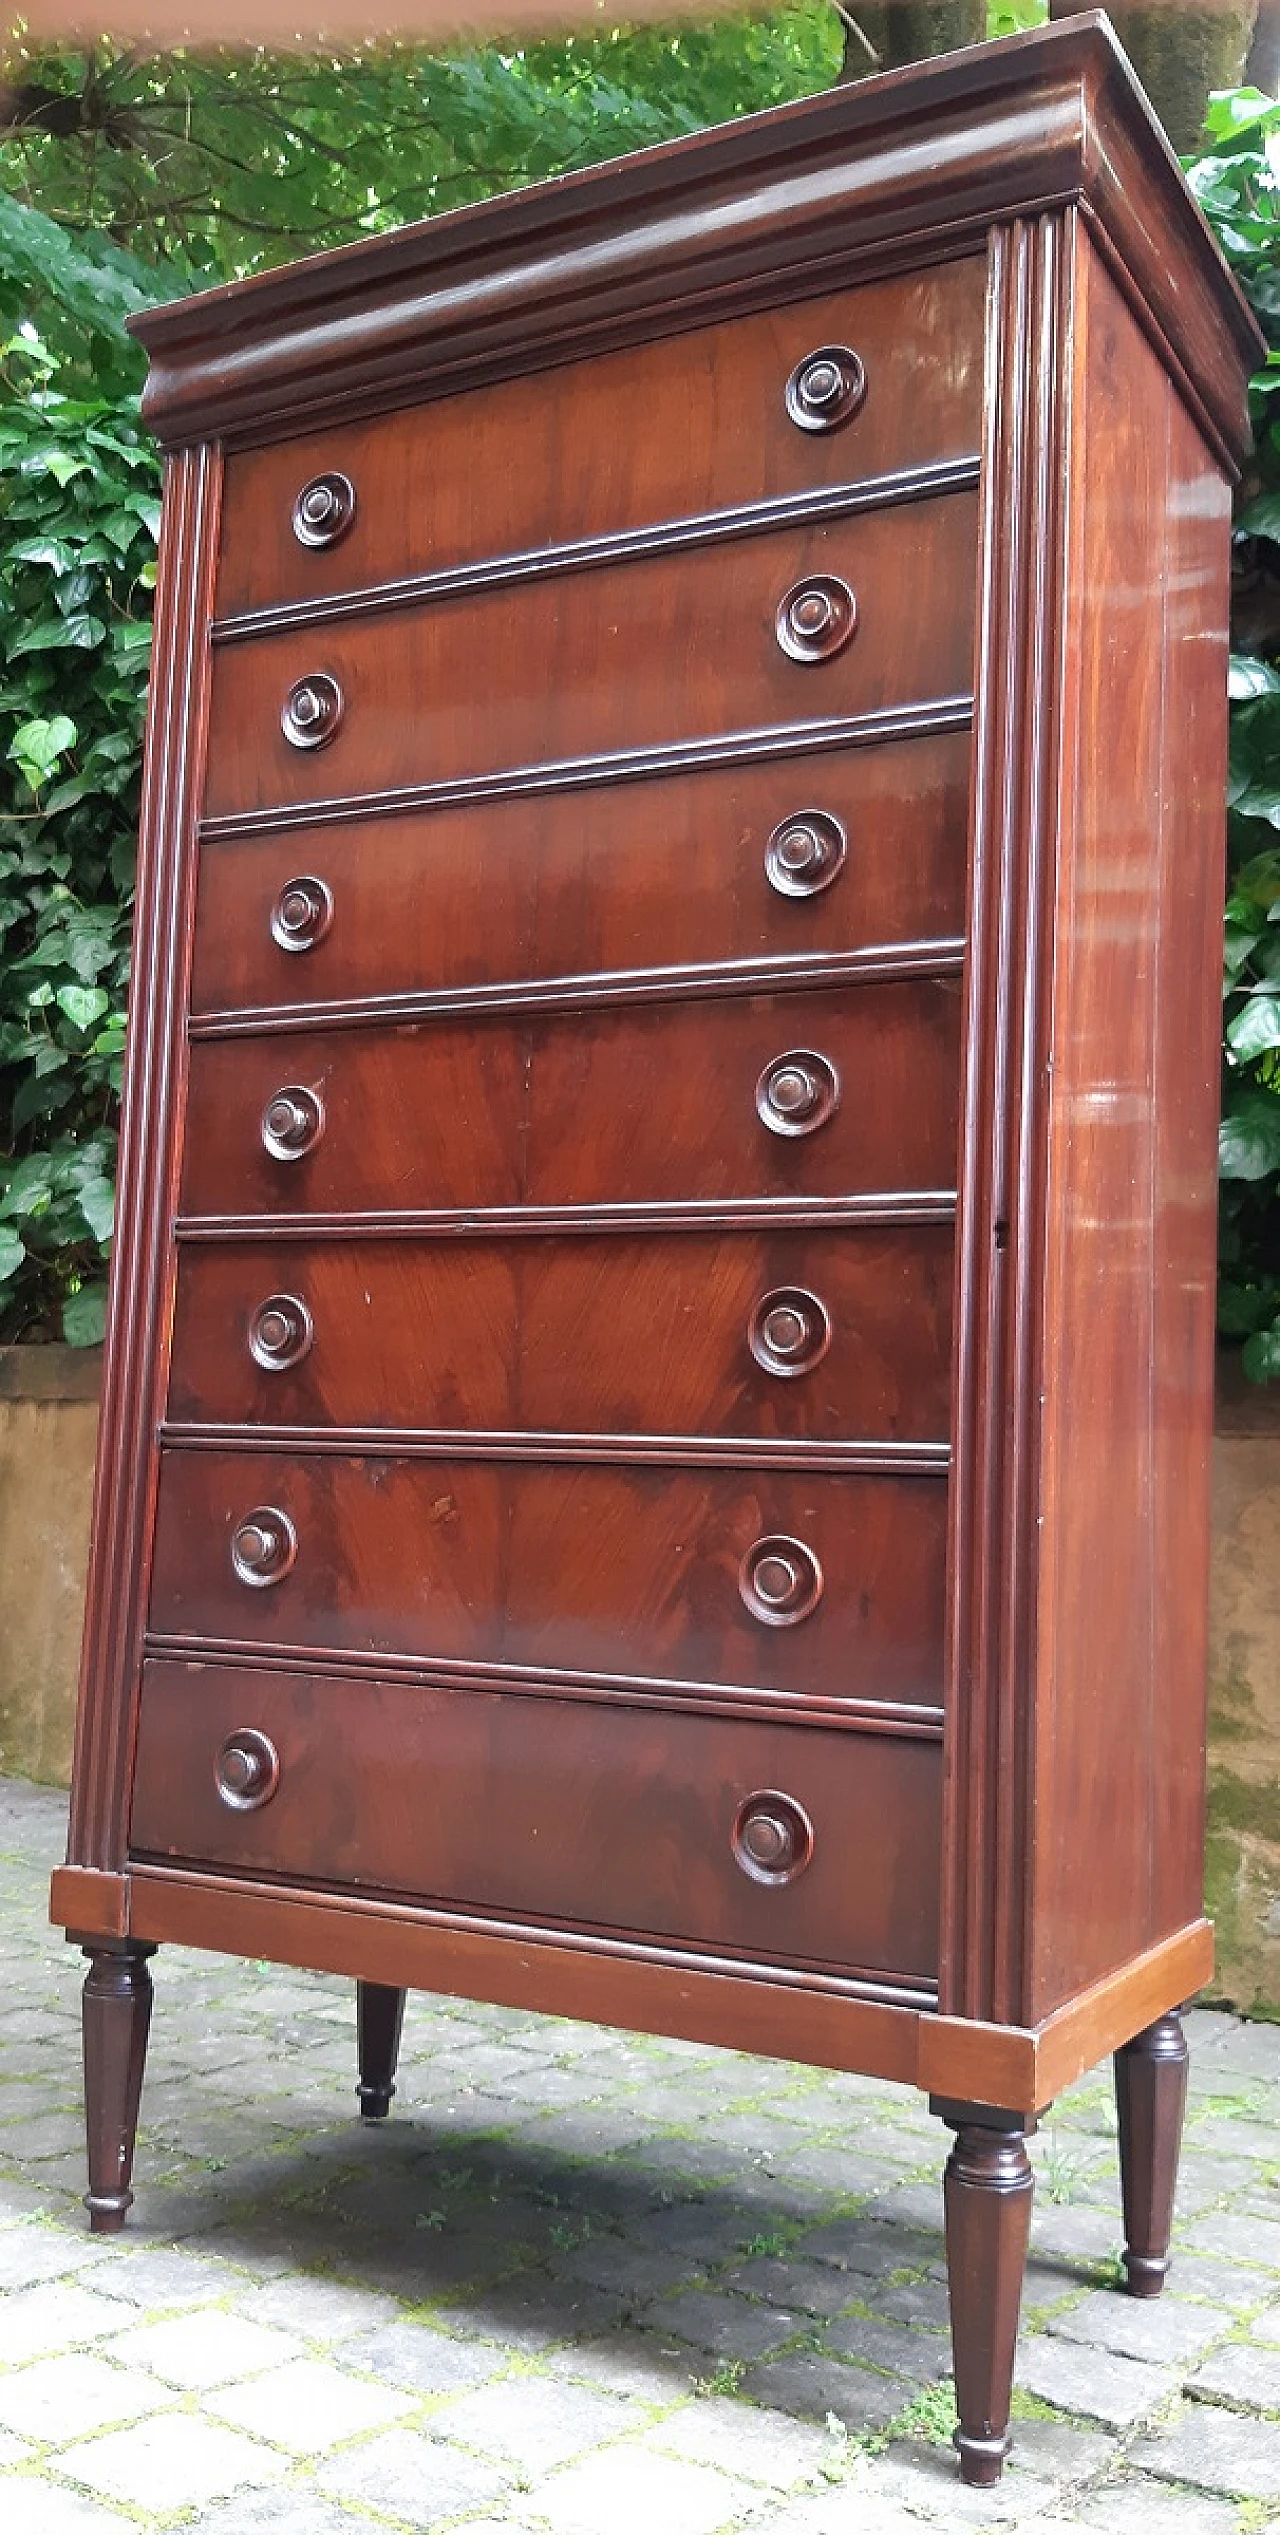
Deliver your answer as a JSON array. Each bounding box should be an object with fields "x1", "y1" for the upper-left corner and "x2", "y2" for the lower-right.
[
  {"x1": 231, "y1": 1507, "x2": 297, "y2": 1588},
  {"x1": 215, "y1": 1728, "x2": 280, "y2": 1811},
  {"x1": 755, "y1": 1049, "x2": 839, "y2": 1138},
  {"x1": 249, "y1": 1293, "x2": 314, "y2": 1373},
  {"x1": 261, "y1": 1085, "x2": 324, "y2": 1162},
  {"x1": 732, "y1": 1790, "x2": 815, "y2": 1884},
  {"x1": 765, "y1": 810, "x2": 847, "y2": 900},
  {"x1": 748, "y1": 1286, "x2": 831, "y2": 1379},
  {"x1": 271, "y1": 875, "x2": 333, "y2": 954},
  {"x1": 282, "y1": 674, "x2": 343, "y2": 750},
  {"x1": 292, "y1": 471, "x2": 356, "y2": 549},
  {"x1": 739, "y1": 1534, "x2": 824, "y2": 1627},
  {"x1": 785, "y1": 345, "x2": 866, "y2": 434},
  {"x1": 775, "y1": 575, "x2": 857, "y2": 664}
]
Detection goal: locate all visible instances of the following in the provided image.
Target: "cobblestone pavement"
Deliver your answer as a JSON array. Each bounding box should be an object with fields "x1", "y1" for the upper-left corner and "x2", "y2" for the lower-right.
[{"x1": 4, "y1": 1779, "x2": 1280, "y2": 2533}]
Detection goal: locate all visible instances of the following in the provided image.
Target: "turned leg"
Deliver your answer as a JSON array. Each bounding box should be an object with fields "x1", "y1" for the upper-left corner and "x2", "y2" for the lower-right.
[
  {"x1": 934, "y1": 2101, "x2": 1035, "y2": 2488},
  {"x1": 356, "y1": 1981, "x2": 406, "y2": 2120},
  {"x1": 81, "y1": 1940, "x2": 157, "y2": 2234},
  {"x1": 1114, "y1": 2009, "x2": 1188, "y2": 2298}
]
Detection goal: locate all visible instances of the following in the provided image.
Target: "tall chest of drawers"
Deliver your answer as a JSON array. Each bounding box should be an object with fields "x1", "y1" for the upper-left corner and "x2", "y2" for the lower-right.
[{"x1": 51, "y1": 18, "x2": 1262, "y2": 2483}]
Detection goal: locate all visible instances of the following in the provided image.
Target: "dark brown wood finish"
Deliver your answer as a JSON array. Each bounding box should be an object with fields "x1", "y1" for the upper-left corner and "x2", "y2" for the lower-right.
[
  {"x1": 52, "y1": 22, "x2": 1259, "y2": 2486},
  {"x1": 356, "y1": 1981, "x2": 406, "y2": 2119},
  {"x1": 188, "y1": 732, "x2": 972, "y2": 1020},
  {"x1": 216, "y1": 264, "x2": 986, "y2": 615},
  {"x1": 940, "y1": 2113, "x2": 1035, "y2": 2486},
  {"x1": 145, "y1": 1451, "x2": 949, "y2": 1713},
  {"x1": 128, "y1": 1660, "x2": 943, "y2": 1984},
  {"x1": 1114, "y1": 2010, "x2": 1189, "y2": 2297},
  {"x1": 202, "y1": 497, "x2": 979, "y2": 822}
]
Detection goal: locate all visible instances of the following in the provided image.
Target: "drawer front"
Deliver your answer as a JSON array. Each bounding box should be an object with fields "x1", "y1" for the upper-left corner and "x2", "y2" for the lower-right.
[
  {"x1": 190, "y1": 729, "x2": 972, "y2": 1019},
  {"x1": 215, "y1": 260, "x2": 987, "y2": 618},
  {"x1": 129, "y1": 1659, "x2": 942, "y2": 1983},
  {"x1": 180, "y1": 984, "x2": 962, "y2": 1219},
  {"x1": 166, "y1": 1227, "x2": 954, "y2": 1444},
  {"x1": 202, "y1": 497, "x2": 979, "y2": 821},
  {"x1": 147, "y1": 1453, "x2": 948, "y2": 1709}
]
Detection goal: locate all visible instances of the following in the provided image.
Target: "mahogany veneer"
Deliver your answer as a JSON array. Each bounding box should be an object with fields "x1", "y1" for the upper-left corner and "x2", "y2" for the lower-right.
[{"x1": 51, "y1": 17, "x2": 1261, "y2": 2485}]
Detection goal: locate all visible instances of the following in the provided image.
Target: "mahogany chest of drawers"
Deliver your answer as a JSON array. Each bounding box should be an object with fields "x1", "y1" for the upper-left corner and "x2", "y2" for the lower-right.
[{"x1": 51, "y1": 17, "x2": 1262, "y2": 2484}]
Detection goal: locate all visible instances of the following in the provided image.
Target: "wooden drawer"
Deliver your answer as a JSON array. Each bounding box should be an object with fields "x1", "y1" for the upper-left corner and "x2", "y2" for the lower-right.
[
  {"x1": 166, "y1": 1225, "x2": 954, "y2": 1444},
  {"x1": 146, "y1": 1452, "x2": 949, "y2": 1711},
  {"x1": 202, "y1": 496, "x2": 979, "y2": 822},
  {"x1": 180, "y1": 983, "x2": 962, "y2": 1220},
  {"x1": 129, "y1": 1658, "x2": 942, "y2": 1984},
  {"x1": 190, "y1": 729, "x2": 972, "y2": 1020},
  {"x1": 214, "y1": 260, "x2": 987, "y2": 619}
]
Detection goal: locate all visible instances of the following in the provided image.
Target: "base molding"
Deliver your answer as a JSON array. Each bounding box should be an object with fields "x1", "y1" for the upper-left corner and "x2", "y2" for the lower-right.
[{"x1": 50, "y1": 1861, "x2": 1212, "y2": 2111}]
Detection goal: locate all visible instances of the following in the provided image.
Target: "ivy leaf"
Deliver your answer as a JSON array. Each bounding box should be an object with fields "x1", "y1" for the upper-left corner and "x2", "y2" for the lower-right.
[
  {"x1": 1237, "y1": 491, "x2": 1280, "y2": 542},
  {"x1": 61, "y1": 1282, "x2": 107, "y2": 1347},
  {"x1": 7, "y1": 713, "x2": 77, "y2": 789},
  {"x1": 1227, "y1": 990, "x2": 1280, "y2": 1061},
  {"x1": 75, "y1": 1178, "x2": 115, "y2": 1245},
  {"x1": 1220, "y1": 1090, "x2": 1280, "y2": 1179},
  {"x1": 55, "y1": 984, "x2": 110, "y2": 1032},
  {"x1": 0, "y1": 1230, "x2": 25, "y2": 1286},
  {"x1": 1243, "y1": 1317, "x2": 1280, "y2": 1381},
  {"x1": 8, "y1": 614, "x2": 107, "y2": 657},
  {"x1": 1229, "y1": 655, "x2": 1280, "y2": 698}
]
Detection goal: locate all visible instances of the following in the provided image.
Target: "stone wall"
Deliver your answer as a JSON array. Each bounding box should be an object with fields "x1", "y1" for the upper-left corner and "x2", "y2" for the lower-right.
[{"x1": 2, "y1": 1341, "x2": 1278, "y2": 2008}]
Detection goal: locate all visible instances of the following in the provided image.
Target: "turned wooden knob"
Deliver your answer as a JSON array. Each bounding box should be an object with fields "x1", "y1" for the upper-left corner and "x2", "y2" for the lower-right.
[
  {"x1": 292, "y1": 471, "x2": 356, "y2": 549},
  {"x1": 785, "y1": 345, "x2": 866, "y2": 434},
  {"x1": 739, "y1": 1534, "x2": 824, "y2": 1626},
  {"x1": 261, "y1": 1085, "x2": 324, "y2": 1162},
  {"x1": 733, "y1": 1790, "x2": 815, "y2": 1883},
  {"x1": 215, "y1": 1729, "x2": 280, "y2": 1810},
  {"x1": 775, "y1": 575, "x2": 857, "y2": 663},
  {"x1": 282, "y1": 673, "x2": 343, "y2": 750},
  {"x1": 271, "y1": 875, "x2": 333, "y2": 954},
  {"x1": 748, "y1": 1286, "x2": 830, "y2": 1378},
  {"x1": 230, "y1": 1506, "x2": 297, "y2": 1588},
  {"x1": 765, "y1": 810, "x2": 847, "y2": 899},
  {"x1": 755, "y1": 1050, "x2": 839, "y2": 1138},
  {"x1": 249, "y1": 1294, "x2": 313, "y2": 1372}
]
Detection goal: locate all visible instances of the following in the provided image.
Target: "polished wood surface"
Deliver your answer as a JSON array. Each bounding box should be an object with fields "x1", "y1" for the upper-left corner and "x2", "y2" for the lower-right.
[
  {"x1": 52, "y1": 24, "x2": 1259, "y2": 2488},
  {"x1": 216, "y1": 264, "x2": 986, "y2": 617},
  {"x1": 189, "y1": 732, "x2": 972, "y2": 1019},
  {"x1": 1115, "y1": 2010, "x2": 1189, "y2": 2298},
  {"x1": 146, "y1": 1451, "x2": 949, "y2": 1711},
  {"x1": 165, "y1": 1225, "x2": 955, "y2": 1444},
  {"x1": 129, "y1": 1659, "x2": 943, "y2": 1982},
  {"x1": 179, "y1": 983, "x2": 963, "y2": 1220},
  {"x1": 203, "y1": 495, "x2": 979, "y2": 822}
]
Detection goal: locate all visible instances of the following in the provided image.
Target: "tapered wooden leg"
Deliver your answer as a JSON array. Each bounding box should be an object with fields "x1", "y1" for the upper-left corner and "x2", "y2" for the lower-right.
[
  {"x1": 357, "y1": 1981, "x2": 406, "y2": 2120},
  {"x1": 1114, "y1": 2009, "x2": 1188, "y2": 2298},
  {"x1": 81, "y1": 1941, "x2": 157, "y2": 2234},
  {"x1": 938, "y1": 2108, "x2": 1035, "y2": 2488}
]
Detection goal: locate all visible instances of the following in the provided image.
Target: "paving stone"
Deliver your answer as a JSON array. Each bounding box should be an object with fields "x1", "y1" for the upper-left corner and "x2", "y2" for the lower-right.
[
  {"x1": 113, "y1": 2306, "x2": 303, "y2": 2388},
  {"x1": 871, "y1": 2273, "x2": 952, "y2": 2332},
  {"x1": 1133, "y1": 2405, "x2": 1280, "y2": 2499},
  {"x1": 650, "y1": 2286, "x2": 805, "y2": 2360},
  {"x1": 876, "y1": 2438, "x2": 1065, "y2": 2525},
  {"x1": 231, "y1": 2273, "x2": 399, "y2": 2339},
  {"x1": 0, "y1": 2351, "x2": 175, "y2": 2442},
  {"x1": 1046, "y1": 2287, "x2": 1223, "y2": 2367},
  {"x1": 0, "y1": 2428, "x2": 33, "y2": 2462},
  {"x1": 543, "y1": 2327, "x2": 698, "y2": 2403},
  {"x1": 435, "y1": 2373, "x2": 633, "y2": 2471},
  {"x1": 1003, "y1": 2418, "x2": 1116, "y2": 2485},
  {"x1": 0, "y1": 2479, "x2": 139, "y2": 2534},
  {"x1": 1015, "y1": 2333, "x2": 1179, "y2": 2429},
  {"x1": 1188, "y1": 2339, "x2": 1280, "y2": 2409},
  {"x1": 1165, "y1": 2249, "x2": 1280, "y2": 2310},
  {"x1": 1247, "y1": 2302, "x2": 1280, "y2": 2345},
  {"x1": 647, "y1": 2391, "x2": 832, "y2": 2487},
  {"x1": 529, "y1": 2444, "x2": 748, "y2": 2535},
  {"x1": 319, "y1": 2424, "x2": 512, "y2": 2523},
  {"x1": 344, "y1": 2317, "x2": 510, "y2": 2395},
  {"x1": 798, "y1": 2220, "x2": 937, "y2": 2278},
  {"x1": 822, "y1": 2313, "x2": 951, "y2": 2383},
  {"x1": 720, "y1": 2256, "x2": 863, "y2": 2317},
  {"x1": 1183, "y1": 2210, "x2": 1280, "y2": 2270},
  {"x1": 1073, "y1": 2474, "x2": 1241, "y2": 2532},
  {"x1": 445, "y1": 2271, "x2": 625, "y2": 2353},
  {"x1": 743, "y1": 2350, "x2": 908, "y2": 2433},
  {"x1": 207, "y1": 2353, "x2": 416, "y2": 2453},
  {"x1": 0, "y1": 2278, "x2": 137, "y2": 2362},
  {"x1": 0, "y1": 2229, "x2": 93, "y2": 2293},
  {"x1": 762, "y1": 2492, "x2": 950, "y2": 2535},
  {"x1": 62, "y1": 2412, "x2": 287, "y2": 2510}
]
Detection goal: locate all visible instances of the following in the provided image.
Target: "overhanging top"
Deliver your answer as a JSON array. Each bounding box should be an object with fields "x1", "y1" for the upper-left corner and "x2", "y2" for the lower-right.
[{"x1": 130, "y1": 14, "x2": 1263, "y2": 464}]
